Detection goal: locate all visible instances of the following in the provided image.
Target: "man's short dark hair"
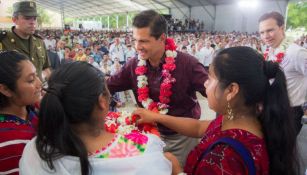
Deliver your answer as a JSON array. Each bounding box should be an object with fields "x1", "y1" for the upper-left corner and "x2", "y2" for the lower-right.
[
  {"x1": 258, "y1": 11, "x2": 284, "y2": 27},
  {"x1": 132, "y1": 10, "x2": 167, "y2": 39}
]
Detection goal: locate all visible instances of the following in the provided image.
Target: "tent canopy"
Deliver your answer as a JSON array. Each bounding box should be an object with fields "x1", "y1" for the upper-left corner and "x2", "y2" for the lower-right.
[{"x1": 36, "y1": 0, "x2": 289, "y2": 18}]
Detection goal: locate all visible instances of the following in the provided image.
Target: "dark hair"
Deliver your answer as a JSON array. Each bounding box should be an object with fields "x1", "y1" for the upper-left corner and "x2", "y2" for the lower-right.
[
  {"x1": 132, "y1": 10, "x2": 167, "y2": 39},
  {"x1": 0, "y1": 51, "x2": 29, "y2": 108},
  {"x1": 212, "y1": 47, "x2": 298, "y2": 175},
  {"x1": 36, "y1": 62, "x2": 107, "y2": 175},
  {"x1": 258, "y1": 11, "x2": 284, "y2": 27}
]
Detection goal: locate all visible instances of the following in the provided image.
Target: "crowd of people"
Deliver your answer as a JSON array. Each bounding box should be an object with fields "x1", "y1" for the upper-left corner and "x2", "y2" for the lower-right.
[
  {"x1": 0, "y1": 1, "x2": 307, "y2": 175},
  {"x1": 166, "y1": 17, "x2": 205, "y2": 32}
]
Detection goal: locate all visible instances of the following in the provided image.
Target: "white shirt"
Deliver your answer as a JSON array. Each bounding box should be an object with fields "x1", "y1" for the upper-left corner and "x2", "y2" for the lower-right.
[
  {"x1": 44, "y1": 39, "x2": 56, "y2": 50},
  {"x1": 19, "y1": 135, "x2": 171, "y2": 175},
  {"x1": 109, "y1": 43, "x2": 126, "y2": 62},
  {"x1": 268, "y1": 42, "x2": 307, "y2": 106},
  {"x1": 125, "y1": 48, "x2": 136, "y2": 61},
  {"x1": 201, "y1": 47, "x2": 214, "y2": 67},
  {"x1": 194, "y1": 49, "x2": 205, "y2": 64}
]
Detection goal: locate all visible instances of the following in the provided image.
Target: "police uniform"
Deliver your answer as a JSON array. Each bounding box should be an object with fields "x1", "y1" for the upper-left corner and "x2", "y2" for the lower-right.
[{"x1": 0, "y1": 1, "x2": 50, "y2": 80}]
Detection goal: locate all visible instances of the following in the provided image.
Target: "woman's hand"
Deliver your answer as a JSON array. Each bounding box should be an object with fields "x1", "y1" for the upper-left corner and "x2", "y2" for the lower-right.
[
  {"x1": 164, "y1": 152, "x2": 183, "y2": 175},
  {"x1": 133, "y1": 108, "x2": 160, "y2": 124}
]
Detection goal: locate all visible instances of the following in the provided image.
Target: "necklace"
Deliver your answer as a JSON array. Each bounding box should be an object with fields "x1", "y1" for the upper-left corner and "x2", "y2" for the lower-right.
[
  {"x1": 135, "y1": 38, "x2": 177, "y2": 114},
  {"x1": 263, "y1": 38, "x2": 291, "y2": 63},
  {"x1": 104, "y1": 111, "x2": 160, "y2": 136}
]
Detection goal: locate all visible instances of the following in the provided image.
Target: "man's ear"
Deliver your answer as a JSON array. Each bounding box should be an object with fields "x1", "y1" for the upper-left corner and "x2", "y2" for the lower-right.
[
  {"x1": 12, "y1": 16, "x2": 18, "y2": 24},
  {"x1": 0, "y1": 84, "x2": 13, "y2": 98},
  {"x1": 160, "y1": 33, "x2": 166, "y2": 42},
  {"x1": 225, "y1": 82, "x2": 240, "y2": 101}
]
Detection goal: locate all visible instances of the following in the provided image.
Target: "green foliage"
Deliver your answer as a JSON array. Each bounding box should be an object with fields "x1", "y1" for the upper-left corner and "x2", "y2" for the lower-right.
[
  {"x1": 37, "y1": 7, "x2": 51, "y2": 27},
  {"x1": 73, "y1": 12, "x2": 138, "y2": 29},
  {"x1": 287, "y1": 1, "x2": 307, "y2": 29},
  {"x1": 6, "y1": 7, "x2": 13, "y2": 17}
]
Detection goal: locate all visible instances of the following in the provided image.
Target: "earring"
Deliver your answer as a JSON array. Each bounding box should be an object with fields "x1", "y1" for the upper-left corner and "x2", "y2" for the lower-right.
[{"x1": 227, "y1": 102, "x2": 234, "y2": 120}]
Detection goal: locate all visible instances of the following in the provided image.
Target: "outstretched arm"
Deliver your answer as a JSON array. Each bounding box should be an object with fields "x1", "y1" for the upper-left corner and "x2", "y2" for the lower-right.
[{"x1": 133, "y1": 108, "x2": 211, "y2": 138}]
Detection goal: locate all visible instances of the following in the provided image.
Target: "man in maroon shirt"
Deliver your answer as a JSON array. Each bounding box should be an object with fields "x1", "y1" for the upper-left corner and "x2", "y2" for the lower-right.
[{"x1": 107, "y1": 10, "x2": 208, "y2": 166}]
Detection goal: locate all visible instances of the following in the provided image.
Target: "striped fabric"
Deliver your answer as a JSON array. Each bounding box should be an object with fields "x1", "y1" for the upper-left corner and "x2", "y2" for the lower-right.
[{"x1": 0, "y1": 107, "x2": 38, "y2": 175}]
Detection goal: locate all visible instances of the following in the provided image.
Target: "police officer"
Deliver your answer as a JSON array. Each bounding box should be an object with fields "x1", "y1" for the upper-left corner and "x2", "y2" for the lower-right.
[{"x1": 0, "y1": 1, "x2": 50, "y2": 80}]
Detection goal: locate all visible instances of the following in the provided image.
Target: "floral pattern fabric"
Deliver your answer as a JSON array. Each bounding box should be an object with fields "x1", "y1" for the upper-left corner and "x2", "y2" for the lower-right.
[
  {"x1": 92, "y1": 132, "x2": 148, "y2": 159},
  {"x1": 184, "y1": 116, "x2": 270, "y2": 175}
]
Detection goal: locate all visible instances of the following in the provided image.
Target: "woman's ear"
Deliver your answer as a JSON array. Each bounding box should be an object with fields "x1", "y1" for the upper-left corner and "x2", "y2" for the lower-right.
[
  {"x1": 226, "y1": 82, "x2": 239, "y2": 101},
  {"x1": 0, "y1": 84, "x2": 13, "y2": 98},
  {"x1": 97, "y1": 94, "x2": 109, "y2": 112}
]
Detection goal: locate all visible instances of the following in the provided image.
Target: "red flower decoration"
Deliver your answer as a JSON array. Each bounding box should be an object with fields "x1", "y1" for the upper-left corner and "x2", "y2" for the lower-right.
[
  {"x1": 105, "y1": 123, "x2": 118, "y2": 133},
  {"x1": 163, "y1": 63, "x2": 176, "y2": 71},
  {"x1": 263, "y1": 53, "x2": 268, "y2": 60},
  {"x1": 135, "y1": 66, "x2": 147, "y2": 75},
  {"x1": 165, "y1": 57, "x2": 175, "y2": 64},
  {"x1": 160, "y1": 89, "x2": 172, "y2": 97},
  {"x1": 124, "y1": 131, "x2": 148, "y2": 145},
  {"x1": 275, "y1": 52, "x2": 285, "y2": 63},
  {"x1": 138, "y1": 93, "x2": 148, "y2": 102},
  {"x1": 148, "y1": 102, "x2": 158, "y2": 111},
  {"x1": 165, "y1": 38, "x2": 177, "y2": 50},
  {"x1": 160, "y1": 82, "x2": 172, "y2": 90},
  {"x1": 137, "y1": 87, "x2": 149, "y2": 94},
  {"x1": 136, "y1": 37, "x2": 177, "y2": 114},
  {"x1": 105, "y1": 112, "x2": 160, "y2": 136},
  {"x1": 131, "y1": 115, "x2": 139, "y2": 123},
  {"x1": 107, "y1": 112, "x2": 120, "y2": 119},
  {"x1": 159, "y1": 95, "x2": 170, "y2": 104}
]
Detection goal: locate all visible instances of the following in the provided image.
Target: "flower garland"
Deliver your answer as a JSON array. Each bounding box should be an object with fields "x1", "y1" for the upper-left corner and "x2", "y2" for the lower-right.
[
  {"x1": 135, "y1": 38, "x2": 177, "y2": 114},
  {"x1": 263, "y1": 38, "x2": 291, "y2": 63},
  {"x1": 104, "y1": 111, "x2": 160, "y2": 137}
]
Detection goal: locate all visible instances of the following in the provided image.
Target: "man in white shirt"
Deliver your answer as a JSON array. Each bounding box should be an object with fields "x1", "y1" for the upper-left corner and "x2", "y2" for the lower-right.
[
  {"x1": 125, "y1": 44, "x2": 136, "y2": 61},
  {"x1": 44, "y1": 35, "x2": 56, "y2": 50},
  {"x1": 109, "y1": 37, "x2": 127, "y2": 65},
  {"x1": 259, "y1": 11, "x2": 307, "y2": 135},
  {"x1": 201, "y1": 41, "x2": 214, "y2": 70}
]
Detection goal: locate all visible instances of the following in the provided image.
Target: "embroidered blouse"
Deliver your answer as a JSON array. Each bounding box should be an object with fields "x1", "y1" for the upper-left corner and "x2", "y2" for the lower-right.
[{"x1": 184, "y1": 116, "x2": 269, "y2": 175}]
